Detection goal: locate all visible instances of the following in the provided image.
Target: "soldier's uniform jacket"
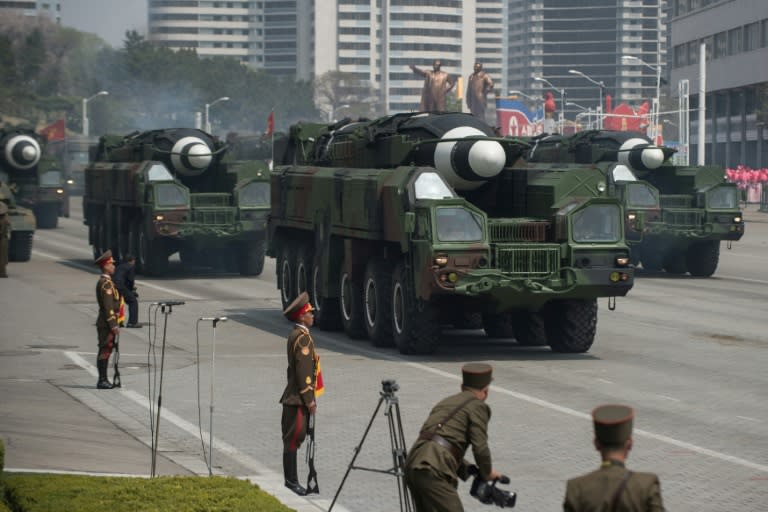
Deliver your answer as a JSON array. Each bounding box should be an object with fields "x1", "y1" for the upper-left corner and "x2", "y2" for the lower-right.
[
  {"x1": 96, "y1": 274, "x2": 120, "y2": 332},
  {"x1": 279, "y1": 325, "x2": 317, "y2": 407},
  {"x1": 564, "y1": 461, "x2": 664, "y2": 512},
  {"x1": 405, "y1": 390, "x2": 492, "y2": 487}
]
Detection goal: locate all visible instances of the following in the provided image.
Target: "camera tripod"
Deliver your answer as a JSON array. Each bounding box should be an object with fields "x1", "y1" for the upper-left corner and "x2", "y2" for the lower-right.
[{"x1": 329, "y1": 379, "x2": 414, "y2": 512}]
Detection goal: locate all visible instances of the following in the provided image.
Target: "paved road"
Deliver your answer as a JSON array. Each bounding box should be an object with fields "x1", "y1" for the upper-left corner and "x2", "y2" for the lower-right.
[{"x1": 1, "y1": 199, "x2": 766, "y2": 511}]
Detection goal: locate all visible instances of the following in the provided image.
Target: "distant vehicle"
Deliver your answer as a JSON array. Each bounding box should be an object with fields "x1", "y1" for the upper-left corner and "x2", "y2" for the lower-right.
[
  {"x1": 83, "y1": 128, "x2": 270, "y2": 276},
  {"x1": 268, "y1": 112, "x2": 634, "y2": 355},
  {"x1": 0, "y1": 180, "x2": 35, "y2": 262},
  {"x1": 47, "y1": 135, "x2": 99, "y2": 196},
  {"x1": 527, "y1": 130, "x2": 744, "y2": 276},
  {"x1": 0, "y1": 127, "x2": 68, "y2": 228}
]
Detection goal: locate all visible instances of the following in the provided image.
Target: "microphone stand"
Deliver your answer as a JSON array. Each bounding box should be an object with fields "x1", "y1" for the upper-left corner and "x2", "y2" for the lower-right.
[
  {"x1": 200, "y1": 316, "x2": 227, "y2": 476},
  {"x1": 150, "y1": 301, "x2": 184, "y2": 478}
]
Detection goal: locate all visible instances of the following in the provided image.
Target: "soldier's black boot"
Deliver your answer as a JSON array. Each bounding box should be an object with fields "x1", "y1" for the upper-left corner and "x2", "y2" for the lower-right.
[
  {"x1": 96, "y1": 359, "x2": 112, "y2": 389},
  {"x1": 283, "y1": 452, "x2": 307, "y2": 496}
]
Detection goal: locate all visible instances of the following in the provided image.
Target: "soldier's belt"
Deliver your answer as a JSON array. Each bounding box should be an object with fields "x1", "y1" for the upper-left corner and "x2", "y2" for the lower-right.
[{"x1": 418, "y1": 431, "x2": 462, "y2": 464}]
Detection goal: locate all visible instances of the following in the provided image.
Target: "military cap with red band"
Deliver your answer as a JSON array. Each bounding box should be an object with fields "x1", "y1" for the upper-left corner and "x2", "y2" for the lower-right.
[
  {"x1": 283, "y1": 291, "x2": 315, "y2": 321},
  {"x1": 94, "y1": 250, "x2": 115, "y2": 268}
]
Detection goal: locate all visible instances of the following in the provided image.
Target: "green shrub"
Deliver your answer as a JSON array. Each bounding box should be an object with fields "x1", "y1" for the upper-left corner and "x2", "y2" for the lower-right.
[{"x1": 3, "y1": 473, "x2": 295, "y2": 512}]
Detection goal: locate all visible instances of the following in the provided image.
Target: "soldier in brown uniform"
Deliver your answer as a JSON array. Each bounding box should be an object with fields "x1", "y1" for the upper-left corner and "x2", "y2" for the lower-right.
[
  {"x1": 94, "y1": 250, "x2": 121, "y2": 389},
  {"x1": 405, "y1": 363, "x2": 502, "y2": 511},
  {"x1": 0, "y1": 202, "x2": 9, "y2": 278},
  {"x1": 563, "y1": 404, "x2": 665, "y2": 512},
  {"x1": 279, "y1": 291, "x2": 318, "y2": 496},
  {"x1": 410, "y1": 59, "x2": 456, "y2": 112}
]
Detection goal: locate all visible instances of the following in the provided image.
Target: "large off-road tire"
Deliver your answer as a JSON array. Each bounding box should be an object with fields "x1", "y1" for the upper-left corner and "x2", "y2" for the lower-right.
[
  {"x1": 545, "y1": 299, "x2": 598, "y2": 353},
  {"x1": 663, "y1": 251, "x2": 688, "y2": 275},
  {"x1": 128, "y1": 222, "x2": 141, "y2": 269},
  {"x1": 278, "y1": 246, "x2": 296, "y2": 311},
  {"x1": 9, "y1": 231, "x2": 33, "y2": 262},
  {"x1": 339, "y1": 257, "x2": 367, "y2": 339},
  {"x1": 92, "y1": 219, "x2": 106, "y2": 260},
  {"x1": 295, "y1": 247, "x2": 313, "y2": 297},
  {"x1": 452, "y1": 312, "x2": 484, "y2": 330},
  {"x1": 35, "y1": 204, "x2": 58, "y2": 229},
  {"x1": 363, "y1": 259, "x2": 394, "y2": 347},
  {"x1": 312, "y1": 261, "x2": 341, "y2": 331},
  {"x1": 482, "y1": 312, "x2": 516, "y2": 339},
  {"x1": 138, "y1": 229, "x2": 168, "y2": 276},
  {"x1": 640, "y1": 245, "x2": 664, "y2": 272},
  {"x1": 391, "y1": 261, "x2": 440, "y2": 354},
  {"x1": 238, "y1": 240, "x2": 266, "y2": 276},
  {"x1": 510, "y1": 310, "x2": 548, "y2": 346},
  {"x1": 686, "y1": 240, "x2": 720, "y2": 277}
]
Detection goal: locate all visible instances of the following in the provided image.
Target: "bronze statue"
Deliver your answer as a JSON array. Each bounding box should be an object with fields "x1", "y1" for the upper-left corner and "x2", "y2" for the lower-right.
[
  {"x1": 466, "y1": 61, "x2": 494, "y2": 120},
  {"x1": 410, "y1": 60, "x2": 455, "y2": 112}
]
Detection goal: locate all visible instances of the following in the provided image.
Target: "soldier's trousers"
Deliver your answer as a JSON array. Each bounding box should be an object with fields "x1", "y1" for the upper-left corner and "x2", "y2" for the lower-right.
[
  {"x1": 97, "y1": 326, "x2": 115, "y2": 360},
  {"x1": 405, "y1": 466, "x2": 463, "y2": 512},
  {"x1": 281, "y1": 404, "x2": 309, "y2": 452}
]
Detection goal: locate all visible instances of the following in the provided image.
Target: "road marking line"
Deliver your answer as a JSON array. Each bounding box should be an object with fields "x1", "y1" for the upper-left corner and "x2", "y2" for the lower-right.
[
  {"x1": 596, "y1": 378, "x2": 613, "y2": 384},
  {"x1": 406, "y1": 363, "x2": 768, "y2": 473},
  {"x1": 656, "y1": 395, "x2": 681, "y2": 402},
  {"x1": 5, "y1": 468, "x2": 151, "y2": 478},
  {"x1": 737, "y1": 416, "x2": 761, "y2": 423},
  {"x1": 63, "y1": 351, "x2": 348, "y2": 512}
]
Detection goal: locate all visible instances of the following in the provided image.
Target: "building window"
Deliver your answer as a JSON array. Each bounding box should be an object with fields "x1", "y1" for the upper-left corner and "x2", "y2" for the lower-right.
[
  {"x1": 714, "y1": 31, "x2": 727, "y2": 58},
  {"x1": 728, "y1": 27, "x2": 742, "y2": 55},
  {"x1": 744, "y1": 22, "x2": 759, "y2": 51},
  {"x1": 762, "y1": 19, "x2": 768, "y2": 48}
]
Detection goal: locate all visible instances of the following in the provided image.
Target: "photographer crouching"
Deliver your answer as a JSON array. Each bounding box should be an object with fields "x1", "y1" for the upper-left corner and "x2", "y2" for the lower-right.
[{"x1": 405, "y1": 363, "x2": 510, "y2": 511}]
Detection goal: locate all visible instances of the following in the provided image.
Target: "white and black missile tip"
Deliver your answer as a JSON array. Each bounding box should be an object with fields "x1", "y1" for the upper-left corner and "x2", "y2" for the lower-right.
[
  {"x1": 4, "y1": 135, "x2": 41, "y2": 170},
  {"x1": 170, "y1": 136, "x2": 213, "y2": 176},
  {"x1": 618, "y1": 137, "x2": 665, "y2": 171},
  {"x1": 433, "y1": 126, "x2": 506, "y2": 191}
]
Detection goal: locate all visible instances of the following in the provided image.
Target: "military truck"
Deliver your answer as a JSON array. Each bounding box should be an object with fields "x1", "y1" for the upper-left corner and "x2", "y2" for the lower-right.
[
  {"x1": 526, "y1": 130, "x2": 744, "y2": 276},
  {"x1": 0, "y1": 127, "x2": 68, "y2": 228},
  {"x1": 268, "y1": 112, "x2": 635, "y2": 355},
  {"x1": 83, "y1": 128, "x2": 270, "y2": 276},
  {"x1": 0, "y1": 180, "x2": 36, "y2": 261},
  {"x1": 47, "y1": 135, "x2": 99, "y2": 196}
]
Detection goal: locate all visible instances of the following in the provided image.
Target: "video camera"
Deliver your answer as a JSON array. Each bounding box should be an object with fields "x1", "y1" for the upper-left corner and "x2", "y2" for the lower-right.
[
  {"x1": 381, "y1": 379, "x2": 399, "y2": 396},
  {"x1": 468, "y1": 465, "x2": 517, "y2": 508}
]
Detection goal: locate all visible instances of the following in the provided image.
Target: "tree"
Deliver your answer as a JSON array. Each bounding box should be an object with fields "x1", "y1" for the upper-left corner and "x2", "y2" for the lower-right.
[{"x1": 313, "y1": 71, "x2": 382, "y2": 121}]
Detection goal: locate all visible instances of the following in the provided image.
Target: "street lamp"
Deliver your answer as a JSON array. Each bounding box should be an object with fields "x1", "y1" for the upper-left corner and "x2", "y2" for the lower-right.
[
  {"x1": 568, "y1": 69, "x2": 605, "y2": 129},
  {"x1": 567, "y1": 102, "x2": 593, "y2": 130},
  {"x1": 204, "y1": 96, "x2": 230, "y2": 133},
  {"x1": 329, "y1": 103, "x2": 351, "y2": 123},
  {"x1": 508, "y1": 90, "x2": 537, "y2": 102},
  {"x1": 82, "y1": 90, "x2": 108, "y2": 137},
  {"x1": 533, "y1": 76, "x2": 566, "y2": 133},
  {"x1": 623, "y1": 54, "x2": 662, "y2": 141}
]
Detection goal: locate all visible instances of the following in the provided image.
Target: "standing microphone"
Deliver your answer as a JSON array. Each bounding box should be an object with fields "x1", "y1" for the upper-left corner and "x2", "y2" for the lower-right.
[
  {"x1": 200, "y1": 317, "x2": 227, "y2": 322},
  {"x1": 153, "y1": 300, "x2": 186, "y2": 306}
]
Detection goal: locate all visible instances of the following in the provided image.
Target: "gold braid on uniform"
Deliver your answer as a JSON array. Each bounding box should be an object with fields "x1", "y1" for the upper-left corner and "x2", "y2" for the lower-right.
[
  {"x1": 294, "y1": 333, "x2": 315, "y2": 394},
  {"x1": 102, "y1": 280, "x2": 118, "y2": 324}
]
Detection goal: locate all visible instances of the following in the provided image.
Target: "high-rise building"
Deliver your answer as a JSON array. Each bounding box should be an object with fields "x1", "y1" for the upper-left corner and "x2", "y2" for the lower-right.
[
  {"x1": 670, "y1": 0, "x2": 768, "y2": 168},
  {"x1": 505, "y1": 0, "x2": 667, "y2": 121},
  {"x1": 0, "y1": 1, "x2": 61, "y2": 21}
]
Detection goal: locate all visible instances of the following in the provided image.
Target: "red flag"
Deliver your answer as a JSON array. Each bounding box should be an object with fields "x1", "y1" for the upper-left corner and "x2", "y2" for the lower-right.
[
  {"x1": 266, "y1": 111, "x2": 274, "y2": 137},
  {"x1": 39, "y1": 119, "x2": 66, "y2": 141},
  {"x1": 315, "y1": 357, "x2": 325, "y2": 398}
]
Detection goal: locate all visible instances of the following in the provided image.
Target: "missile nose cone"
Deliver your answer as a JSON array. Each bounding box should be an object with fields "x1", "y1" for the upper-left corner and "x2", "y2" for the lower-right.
[
  {"x1": 21, "y1": 144, "x2": 39, "y2": 162},
  {"x1": 468, "y1": 140, "x2": 506, "y2": 178},
  {"x1": 171, "y1": 136, "x2": 213, "y2": 175},
  {"x1": 618, "y1": 137, "x2": 665, "y2": 171},
  {"x1": 637, "y1": 146, "x2": 665, "y2": 170},
  {"x1": 5, "y1": 135, "x2": 41, "y2": 169}
]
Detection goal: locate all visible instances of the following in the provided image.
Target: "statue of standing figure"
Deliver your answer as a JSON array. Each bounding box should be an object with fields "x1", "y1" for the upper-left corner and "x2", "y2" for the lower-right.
[
  {"x1": 466, "y1": 61, "x2": 494, "y2": 120},
  {"x1": 410, "y1": 60, "x2": 455, "y2": 112}
]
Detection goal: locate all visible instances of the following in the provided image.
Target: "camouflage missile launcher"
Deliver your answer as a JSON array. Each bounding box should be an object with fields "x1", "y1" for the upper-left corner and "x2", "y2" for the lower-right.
[
  {"x1": 527, "y1": 130, "x2": 744, "y2": 276},
  {"x1": 269, "y1": 112, "x2": 634, "y2": 355},
  {"x1": 83, "y1": 128, "x2": 270, "y2": 276},
  {"x1": 0, "y1": 127, "x2": 68, "y2": 229},
  {"x1": 0, "y1": 180, "x2": 35, "y2": 261}
]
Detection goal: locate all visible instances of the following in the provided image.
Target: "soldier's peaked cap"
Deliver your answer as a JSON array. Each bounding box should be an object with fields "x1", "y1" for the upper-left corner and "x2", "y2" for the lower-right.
[
  {"x1": 462, "y1": 363, "x2": 493, "y2": 389},
  {"x1": 94, "y1": 250, "x2": 114, "y2": 268},
  {"x1": 592, "y1": 404, "x2": 634, "y2": 446},
  {"x1": 283, "y1": 291, "x2": 315, "y2": 321}
]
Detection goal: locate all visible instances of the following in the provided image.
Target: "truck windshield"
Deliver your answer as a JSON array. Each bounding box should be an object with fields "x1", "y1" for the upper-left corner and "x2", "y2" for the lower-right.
[
  {"x1": 147, "y1": 163, "x2": 174, "y2": 182},
  {"x1": 239, "y1": 181, "x2": 269, "y2": 207},
  {"x1": 626, "y1": 183, "x2": 658, "y2": 208},
  {"x1": 707, "y1": 186, "x2": 737, "y2": 209},
  {"x1": 436, "y1": 207, "x2": 483, "y2": 242},
  {"x1": 414, "y1": 172, "x2": 455, "y2": 200},
  {"x1": 572, "y1": 204, "x2": 621, "y2": 243},
  {"x1": 40, "y1": 170, "x2": 62, "y2": 186},
  {"x1": 155, "y1": 183, "x2": 187, "y2": 207}
]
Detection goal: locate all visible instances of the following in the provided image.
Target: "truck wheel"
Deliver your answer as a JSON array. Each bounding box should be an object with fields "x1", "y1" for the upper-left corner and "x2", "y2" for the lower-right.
[
  {"x1": 482, "y1": 312, "x2": 515, "y2": 339},
  {"x1": 278, "y1": 247, "x2": 296, "y2": 310},
  {"x1": 363, "y1": 259, "x2": 393, "y2": 347},
  {"x1": 686, "y1": 240, "x2": 720, "y2": 277},
  {"x1": 663, "y1": 251, "x2": 688, "y2": 275},
  {"x1": 295, "y1": 247, "x2": 313, "y2": 296},
  {"x1": 238, "y1": 240, "x2": 266, "y2": 276},
  {"x1": 92, "y1": 219, "x2": 105, "y2": 259},
  {"x1": 312, "y1": 262, "x2": 341, "y2": 331},
  {"x1": 545, "y1": 299, "x2": 597, "y2": 353},
  {"x1": 391, "y1": 261, "x2": 440, "y2": 354},
  {"x1": 452, "y1": 312, "x2": 484, "y2": 330},
  {"x1": 35, "y1": 204, "x2": 58, "y2": 229},
  {"x1": 339, "y1": 258, "x2": 366, "y2": 339},
  {"x1": 138, "y1": 229, "x2": 168, "y2": 276},
  {"x1": 640, "y1": 247, "x2": 664, "y2": 272},
  {"x1": 9, "y1": 231, "x2": 33, "y2": 262},
  {"x1": 510, "y1": 310, "x2": 548, "y2": 346}
]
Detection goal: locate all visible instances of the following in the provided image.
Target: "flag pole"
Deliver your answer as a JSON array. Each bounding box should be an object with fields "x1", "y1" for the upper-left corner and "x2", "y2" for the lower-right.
[{"x1": 270, "y1": 108, "x2": 275, "y2": 170}]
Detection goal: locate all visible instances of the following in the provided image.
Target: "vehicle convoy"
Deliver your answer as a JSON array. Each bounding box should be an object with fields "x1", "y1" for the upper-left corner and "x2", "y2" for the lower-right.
[
  {"x1": 47, "y1": 134, "x2": 99, "y2": 196},
  {"x1": 0, "y1": 180, "x2": 35, "y2": 262},
  {"x1": 0, "y1": 127, "x2": 68, "y2": 229},
  {"x1": 268, "y1": 112, "x2": 635, "y2": 355},
  {"x1": 526, "y1": 130, "x2": 744, "y2": 276},
  {"x1": 83, "y1": 128, "x2": 271, "y2": 276}
]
